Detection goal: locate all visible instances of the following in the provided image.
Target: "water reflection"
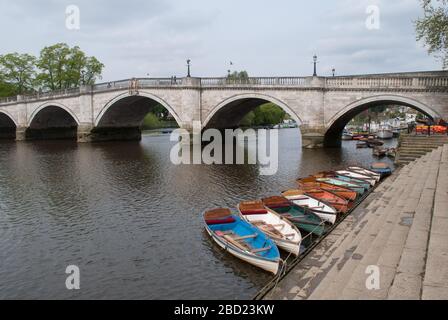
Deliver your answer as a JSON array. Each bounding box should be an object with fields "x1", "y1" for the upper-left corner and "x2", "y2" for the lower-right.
[{"x1": 0, "y1": 129, "x2": 396, "y2": 299}]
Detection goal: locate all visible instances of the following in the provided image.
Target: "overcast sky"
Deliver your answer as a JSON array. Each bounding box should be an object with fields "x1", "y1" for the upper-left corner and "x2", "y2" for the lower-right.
[{"x1": 0, "y1": 0, "x2": 441, "y2": 81}]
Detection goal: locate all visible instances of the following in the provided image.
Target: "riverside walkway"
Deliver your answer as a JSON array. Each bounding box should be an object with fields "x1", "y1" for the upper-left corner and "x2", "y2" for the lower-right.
[{"x1": 265, "y1": 144, "x2": 448, "y2": 300}]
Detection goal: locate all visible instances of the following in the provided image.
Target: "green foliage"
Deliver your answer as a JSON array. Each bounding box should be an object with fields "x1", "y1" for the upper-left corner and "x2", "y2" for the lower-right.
[
  {"x1": 227, "y1": 70, "x2": 249, "y2": 81},
  {"x1": 240, "y1": 103, "x2": 287, "y2": 127},
  {"x1": 36, "y1": 43, "x2": 104, "y2": 90},
  {"x1": 142, "y1": 112, "x2": 178, "y2": 130},
  {"x1": 0, "y1": 53, "x2": 37, "y2": 94},
  {"x1": 415, "y1": 0, "x2": 448, "y2": 68}
]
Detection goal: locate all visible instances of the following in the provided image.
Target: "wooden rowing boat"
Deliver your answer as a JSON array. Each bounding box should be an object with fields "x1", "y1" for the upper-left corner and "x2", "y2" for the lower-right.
[
  {"x1": 203, "y1": 208, "x2": 280, "y2": 274},
  {"x1": 237, "y1": 200, "x2": 302, "y2": 256},
  {"x1": 293, "y1": 187, "x2": 349, "y2": 213},
  {"x1": 314, "y1": 177, "x2": 366, "y2": 195},
  {"x1": 335, "y1": 170, "x2": 377, "y2": 186},
  {"x1": 281, "y1": 190, "x2": 337, "y2": 224},
  {"x1": 347, "y1": 167, "x2": 381, "y2": 181},
  {"x1": 297, "y1": 178, "x2": 358, "y2": 201},
  {"x1": 261, "y1": 196, "x2": 326, "y2": 236}
]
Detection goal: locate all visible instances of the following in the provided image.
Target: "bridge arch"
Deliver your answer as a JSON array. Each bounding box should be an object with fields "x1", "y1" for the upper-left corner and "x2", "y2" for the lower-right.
[
  {"x1": 324, "y1": 94, "x2": 442, "y2": 147},
  {"x1": 0, "y1": 110, "x2": 17, "y2": 139},
  {"x1": 26, "y1": 102, "x2": 80, "y2": 140},
  {"x1": 92, "y1": 91, "x2": 181, "y2": 141},
  {"x1": 28, "y1": 102, "x2": 81, "y2": 127},
  {"x1": 203, "y1": 93, "x2": 303, "y2": 130},
  {"x1": 95, "y1": 91, "x2": 181, "y2": 127}
]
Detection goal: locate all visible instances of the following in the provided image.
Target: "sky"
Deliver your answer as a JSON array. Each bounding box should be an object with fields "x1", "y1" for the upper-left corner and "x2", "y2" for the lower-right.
[{"x1": 0, "y1": 0, "x2": 441, "y2": 81}]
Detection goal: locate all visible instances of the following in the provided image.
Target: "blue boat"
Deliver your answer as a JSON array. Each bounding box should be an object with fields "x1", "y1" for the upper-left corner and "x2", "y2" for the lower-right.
[
  {"x1": 370, "y1": 163, "x2": 393, "y2": 177},
  {"x1": 203, "y1": 208, "x2": 280, "y2": 274},
  {"x1": 335, "y1": 175, "x2": 371, "y2": 190}
]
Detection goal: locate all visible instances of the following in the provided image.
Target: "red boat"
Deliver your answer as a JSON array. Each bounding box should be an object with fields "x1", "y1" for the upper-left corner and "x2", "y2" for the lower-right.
[
  {"x1": 298, "y1": 178, "x2": 357, "y2": 202},
  {"x1": 295, "y1": 186, "x2": 349, "y2": 213}
]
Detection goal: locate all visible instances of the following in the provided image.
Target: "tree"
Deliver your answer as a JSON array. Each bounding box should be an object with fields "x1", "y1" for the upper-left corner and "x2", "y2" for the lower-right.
[
  {"x1": 36, "y1": 43, "x2": 104, "y2": 90},
  {"x1": 0, "y1": 53, "x2": 37, "y2": 95},
  {"x1": 415, "y1": 0, "x2": 448, "y2": 68},
  {"x1": 227, "y1": 70, "x2": 249, "y2": 82}
]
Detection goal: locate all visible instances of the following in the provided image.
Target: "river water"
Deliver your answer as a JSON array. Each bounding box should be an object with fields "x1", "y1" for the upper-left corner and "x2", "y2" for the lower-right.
[{"x1": 0, "y1": 129, "x2": 396, "y2": 299}]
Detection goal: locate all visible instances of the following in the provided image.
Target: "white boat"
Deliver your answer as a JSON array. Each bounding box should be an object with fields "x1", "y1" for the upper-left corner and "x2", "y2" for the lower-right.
[
  {"x1": 203, "y1": 208, "x2": 281, "y2": 274},
  {"x1": 335, "y1": 170, "x2": 377, "y2": 186},
  {"x1": 347, "y1": 166, "x2": 381, "y2": 181},
  {"x1": 238, "y1": 200, "x2": 302, "y2": 256},
  {"x1": 281, "y1": 190, "x2": 337, "y2": 224},
  {"x1": 376, "y1": 126, "x2": 394, "y2": 139}
]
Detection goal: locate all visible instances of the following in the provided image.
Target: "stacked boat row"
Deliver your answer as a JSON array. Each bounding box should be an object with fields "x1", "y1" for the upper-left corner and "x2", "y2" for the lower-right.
[{"x1": 203, "y1": 166, "x2": 388, "y2": 275}]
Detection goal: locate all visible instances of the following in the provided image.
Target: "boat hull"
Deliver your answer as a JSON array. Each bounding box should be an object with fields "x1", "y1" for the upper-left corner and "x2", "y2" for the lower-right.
[{"x1": 205, "y1": 227, "x2": 280, "y2": 274}]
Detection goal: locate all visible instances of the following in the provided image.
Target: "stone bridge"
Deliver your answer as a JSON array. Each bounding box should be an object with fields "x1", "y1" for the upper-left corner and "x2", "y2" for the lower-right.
[{"x1": 0, "y1": 71, "x2": 447, "y2": 148}]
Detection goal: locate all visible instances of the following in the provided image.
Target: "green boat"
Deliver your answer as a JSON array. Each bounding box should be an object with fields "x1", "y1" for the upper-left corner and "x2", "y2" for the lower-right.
[
  {"x1": 316, "y1": 177, "x2": 365, "y2": 195},
  {"x1": 262, "y1": 196, "x2": 326, "y2": 236},
  {"x1": 336, "y1": 175, "x2": 371, "y2": 190}
]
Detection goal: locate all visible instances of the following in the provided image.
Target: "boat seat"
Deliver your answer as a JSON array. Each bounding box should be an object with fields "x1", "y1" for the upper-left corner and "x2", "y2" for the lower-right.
[
  {"x1": 233, "y1": 234, "x2": 258, "y2": 241},
  {"x1": 271, "y1": 224, "x2": 285, "y2": 229},
  {"x1": 251, "y1": 246, "x2": 272, "y2": 254}
]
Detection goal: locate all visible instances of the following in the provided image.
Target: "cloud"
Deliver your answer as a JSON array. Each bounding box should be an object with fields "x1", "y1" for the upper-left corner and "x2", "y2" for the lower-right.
[{"x1": 0, "y1": 0, "x2": 440, "y2": 80}]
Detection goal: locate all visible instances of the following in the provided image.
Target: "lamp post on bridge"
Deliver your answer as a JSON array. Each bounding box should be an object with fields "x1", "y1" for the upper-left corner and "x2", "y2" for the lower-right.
[
  {"x1": 332, "y1": 68, "x2": 336, "y2": 77},
  {"x1": 186, "y1": 59, "x2": 191, "y2": 77},
  {"x1": 313, "y1": 54, "x2": 318, "y2": 76}
]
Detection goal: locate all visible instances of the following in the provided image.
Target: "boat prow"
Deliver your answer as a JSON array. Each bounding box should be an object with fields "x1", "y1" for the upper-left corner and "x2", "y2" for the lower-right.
[{"x1": 204, "y1": 208, "x2": 280, "y2": 274}]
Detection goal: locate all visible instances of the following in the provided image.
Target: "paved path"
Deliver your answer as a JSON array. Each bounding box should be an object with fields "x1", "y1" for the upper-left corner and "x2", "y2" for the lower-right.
[{"x1": 266, "y1": 145, "x2": 448, "y2": 300}]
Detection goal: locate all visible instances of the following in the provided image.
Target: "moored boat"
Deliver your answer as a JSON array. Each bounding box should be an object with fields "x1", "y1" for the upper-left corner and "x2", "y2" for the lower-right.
[
  {"x1": 281, "y1": 190, "x2": 337, "y2": 224},
  {"x1": 376, "y1": 126, "x2": 394, "y2": 139},
  {"x1": 298, "y1": 178, "x2": 358, "y2": 201},
  {"x1": 261, "y1": 196, "x2": 326, "y2": 236},
  {"x1": 238, "y1": 201, "x2": 302, "y2": 256},
  {"x1": 204, "y1": 208, "x2": 280, "y2": 274},
  {"x1": 347, "y1": 167, "x2": 381, "y2": 181},
  {"x1": 334, "y1": 175, "x2": 371, "y2": 190},
  {"x1": 370, "y1": 162, "x2": 393, "y2": 177},
  {"x1": 294, "y1": 186, "x2": 349, "y2": 213},
  {"x1": 335, "y1": 170, "x2": 377, "y2": 186},
  {"x1": 315, "y1": 177, "x2": 366, "y2": 195}
]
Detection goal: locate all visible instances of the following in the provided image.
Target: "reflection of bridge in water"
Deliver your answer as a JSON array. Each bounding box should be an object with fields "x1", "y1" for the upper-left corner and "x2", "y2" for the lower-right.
[{"x1": 0, "y1": 71, "x2": 447, "y2": 148}]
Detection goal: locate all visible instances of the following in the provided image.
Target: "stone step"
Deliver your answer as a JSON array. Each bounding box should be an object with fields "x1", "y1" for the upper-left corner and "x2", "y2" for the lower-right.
[
  {"x1": 339, "y1": 149, "x2": 441, "y2": 299},
  {"x1": 327, "y1": 154, "x2": 434, "y2": 299},
  {"x1": 308, "y1": 158, "x2": 423, "y2": 299},
  {"x1": 387, "y1": 150, "x2": 442, "y2": 299},
  {"x1": 421, "y1": 144, "x2": 448, "y2": 299}
]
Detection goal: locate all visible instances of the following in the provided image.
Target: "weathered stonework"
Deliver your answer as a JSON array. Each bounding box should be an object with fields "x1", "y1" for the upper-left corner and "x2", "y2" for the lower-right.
[{"x1": 0, "y1": 72, "x2": 447, "y2": 147}]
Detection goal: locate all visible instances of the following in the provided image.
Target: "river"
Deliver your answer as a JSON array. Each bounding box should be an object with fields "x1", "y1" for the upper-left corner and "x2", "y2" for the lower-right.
[{"x1": 0, "y1": 128, "x2": 396, "y2": 299}]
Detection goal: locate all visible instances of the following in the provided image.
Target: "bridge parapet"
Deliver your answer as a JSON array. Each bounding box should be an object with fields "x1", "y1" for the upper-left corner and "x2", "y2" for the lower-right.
[
  {"x1": 326, "y1": 76, "x2": 448, "y2": 89},
  {"x1": 0, "y1": 73, "x2": 447, "y2": 107}
]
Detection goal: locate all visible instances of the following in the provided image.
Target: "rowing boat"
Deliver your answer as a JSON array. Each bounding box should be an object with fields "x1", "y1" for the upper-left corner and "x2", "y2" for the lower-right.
[
  {"x1": 204, "y1": 208, "x2": 280, "y2": 274},
  {"x1": 370, "y1": 162, "x2": 393, "y2": 177},
  {"x1": 347, "y1": 167, "x2": 381, "y2": 181},
  {"x1": 297, "y1": 178, "x2": 358, "y2": 201},
  {"x1": 262, "y1": 196, "x2": 326, "y2": 236},
  {"x1": 238, "y1": 200, "x2": 302, "y2": 256},
  {"x1": 314, "y1": 171, "x2": 371, "y2": 191},
  {"x1": 335, "y1": 170, "x2": 377, "y2": 186},
  {"x1": 314, "y1": 177, "x2": 366, "y2": 195},
  {"x1": 281, "y1": 190, "x2": 337, "y2": 224},
  {"x1": 334, "y1": 175, "x2": 371, "y2": 190},
  {"x1": 295, "y1": 187, "x2": 349, "y2": 213}
]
